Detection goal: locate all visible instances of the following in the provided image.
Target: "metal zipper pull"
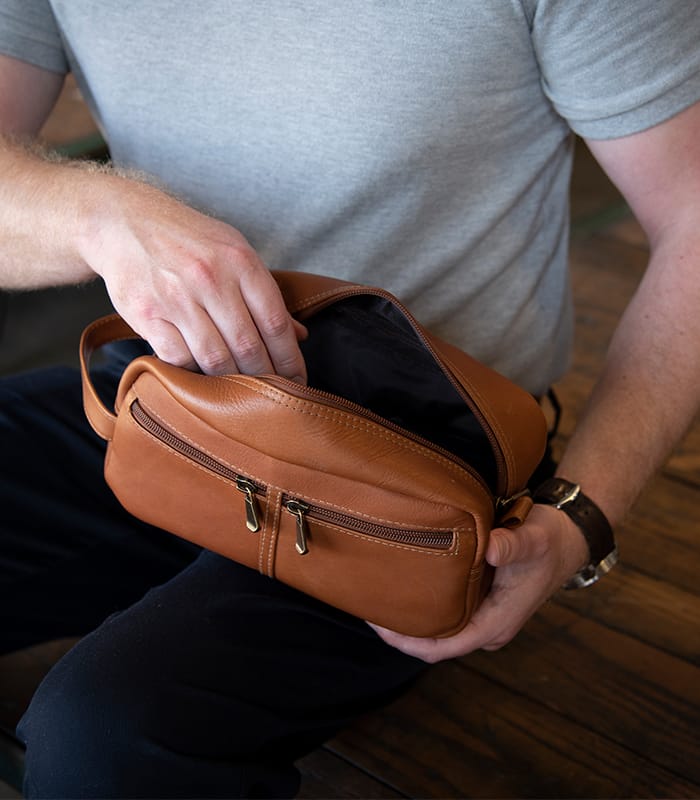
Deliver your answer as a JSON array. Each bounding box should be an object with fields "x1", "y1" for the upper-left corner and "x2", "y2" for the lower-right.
[
  {"x1": 236, "y1": 478, "x2": 261, "y2": 532},
  {"x1": 285, "y1": 500, "x2": 310, "y2": 555}
]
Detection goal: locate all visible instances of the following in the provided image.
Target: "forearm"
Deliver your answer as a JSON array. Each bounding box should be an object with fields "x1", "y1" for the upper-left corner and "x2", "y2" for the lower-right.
[
  {"x1": 0, "y1": 135, "x2": 105, "y2": 289},
  {"x1": 557, "y1": 228, "x2": 700, "y2": 527},
  {"x1": 0, "y1": 134, "x2": 308, "y2": 380}
]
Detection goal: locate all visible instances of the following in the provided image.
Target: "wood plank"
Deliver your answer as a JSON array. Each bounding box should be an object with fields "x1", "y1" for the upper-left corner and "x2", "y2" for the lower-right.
[
  {"x1": 569, "y1": 141, "x2": 625, "y2": 223},
  {"x1": 611, "y1": 473, "x2": 699, "y2": 591},
  {"x1": 328, "y1": 660, "x2": 699, "y2": 799},
  {"x1": 0, "y1": 283, "x2": 113, "y2": 376},
  {"x1": 464, "y1": 602, "x2": 699, "y2": 782},
  {"x1": 0, "y1": 778, "x2": 21, "y2": 799},
  {"x1": 600, "y1": 214, "x2": 649, "y2": 250},
  {"x1": 39, "y1": 75, "x2": 98, "y2": 147},
  {"x1": 297, "y1": 749, "x2": 404, "y2": 799},
  {"x1": 554, "y1": 564, "x2": 700, "y2": 662}
]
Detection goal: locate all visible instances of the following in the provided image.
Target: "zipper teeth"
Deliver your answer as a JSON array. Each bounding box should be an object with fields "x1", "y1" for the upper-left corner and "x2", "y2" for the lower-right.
[
  {"x1": 284, "y1": 496, "x2": 454, "y2": 550},
  {"x1": 130, "y1": 400, "x2": 265, "y2": 493},
  {"x1": 132, "y1": 400, "x2": 453, "y2": 550},
  {"x1": 261, "y1": 374, "x2": 490, "y2": 493}
]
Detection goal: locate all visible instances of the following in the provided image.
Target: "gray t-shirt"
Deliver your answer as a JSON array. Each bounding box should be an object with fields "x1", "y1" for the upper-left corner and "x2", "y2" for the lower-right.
[{"x1": 2, "y1": 1, "x2": 699, "y2": 394}]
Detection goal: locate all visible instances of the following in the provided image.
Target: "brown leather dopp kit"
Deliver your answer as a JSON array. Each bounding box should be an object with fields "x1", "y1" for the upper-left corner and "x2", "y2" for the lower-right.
[{"x1": 80, "y1": 271, "x2": 547, "y2": 638}]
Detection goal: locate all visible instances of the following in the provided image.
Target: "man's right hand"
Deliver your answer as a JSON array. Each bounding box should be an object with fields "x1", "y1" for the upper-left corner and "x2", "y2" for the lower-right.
[
  {"x1": 77, "y1": 176, "x2": 308, "y2": 380},
  {"x1": 1, "y1": 54, "x2": 306, "y2": 382}
]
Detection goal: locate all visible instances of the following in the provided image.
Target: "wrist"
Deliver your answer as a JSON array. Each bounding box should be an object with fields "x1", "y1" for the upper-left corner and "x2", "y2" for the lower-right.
[
  {"x1": 532, "y1": 477, "x2": 618, "y2": 589},
  {"x1": 1, "y1": 142, "x2": 104, "y2": 286}
]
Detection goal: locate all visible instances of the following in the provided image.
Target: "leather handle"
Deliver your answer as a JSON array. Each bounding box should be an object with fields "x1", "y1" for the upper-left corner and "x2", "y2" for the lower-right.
[{"x1": 79, "y1": 313, "x2": 140, "y2": 441}]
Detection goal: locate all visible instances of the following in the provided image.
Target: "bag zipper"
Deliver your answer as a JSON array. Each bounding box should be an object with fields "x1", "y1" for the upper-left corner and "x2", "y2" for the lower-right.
[
  {"x1": 260, "y1": 374, "x2": 537, "y2": 524},
  {"x1": 282, "y1": 496, "x2": 454, "y2": 556},
  {"x1": 260, "y1": 374, "x2": 491, "y2": 493},
  {"x1": 130, "y1": 399, "x2": 455, "y2": 556},
  {"x1": 130, "y1": 399, "x2": 266, "y2": 531}
]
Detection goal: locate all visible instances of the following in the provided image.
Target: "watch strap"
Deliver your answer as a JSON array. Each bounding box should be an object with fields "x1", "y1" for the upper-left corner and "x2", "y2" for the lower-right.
[{"x1": 532, "y1": 478, "x2": 618, "y2": 589}]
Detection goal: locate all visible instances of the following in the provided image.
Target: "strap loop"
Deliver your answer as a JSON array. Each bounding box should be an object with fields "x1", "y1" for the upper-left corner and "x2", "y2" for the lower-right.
[{"x1": 79, "y1": 314, "x2": 139, "y2": 441}]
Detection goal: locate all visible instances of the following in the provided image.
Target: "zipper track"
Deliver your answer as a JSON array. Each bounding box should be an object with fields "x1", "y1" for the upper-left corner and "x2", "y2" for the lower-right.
[
  {"x1": 130, "y1": 399, "x2": 265, "y2": 493},
  {"x1": 261, "y1": 374, "x2": 490, "y2": 494},
  {"x1": 130, "y1": 399, "x2": 454, "y2": 551},
  {"x1": 292, "y1": 500, "x2": 454, "y2": 549}
]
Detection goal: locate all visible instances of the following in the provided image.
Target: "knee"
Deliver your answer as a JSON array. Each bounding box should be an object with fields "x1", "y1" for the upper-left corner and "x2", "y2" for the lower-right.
[
  {"x1": 16, "y1": 633, "x2": 300, "y2": 799},
  {"x1": 17, "y1": 641, "x2": 154, "y2": 799}
]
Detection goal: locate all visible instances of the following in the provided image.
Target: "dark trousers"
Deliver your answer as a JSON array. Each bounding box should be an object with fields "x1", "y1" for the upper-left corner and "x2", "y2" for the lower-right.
[{"x1": 1, "y1": 354, "x2": 426, "y2": 798}]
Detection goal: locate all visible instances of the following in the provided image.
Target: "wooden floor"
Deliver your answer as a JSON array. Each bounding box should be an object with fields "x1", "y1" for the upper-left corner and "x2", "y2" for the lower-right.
[{"x1": 0, "y1": 80, "x2": 698, "y2": 799}]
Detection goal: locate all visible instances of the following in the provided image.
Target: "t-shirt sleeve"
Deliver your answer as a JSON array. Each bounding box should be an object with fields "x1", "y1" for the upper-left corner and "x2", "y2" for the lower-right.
[
  {"x1": 530, "y1": 0, "x2": 700, "y2": 139},
  {"x1": 0, "y1": 0, "x2": 68, "y2": 74}
]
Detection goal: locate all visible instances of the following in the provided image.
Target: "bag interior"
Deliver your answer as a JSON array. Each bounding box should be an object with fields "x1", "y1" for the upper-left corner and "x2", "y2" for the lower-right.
[{"x1": 299, "y1": 295, "x2": 498, "y2": 492}]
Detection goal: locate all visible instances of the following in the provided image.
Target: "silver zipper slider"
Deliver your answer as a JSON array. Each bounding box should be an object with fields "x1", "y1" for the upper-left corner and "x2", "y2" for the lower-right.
[
  {"x1": 236, "y1": 478, "x2": 261, "y2": 532},
  {"x1": 286, "y1": 500, "x2": 310, "y2": 555}
]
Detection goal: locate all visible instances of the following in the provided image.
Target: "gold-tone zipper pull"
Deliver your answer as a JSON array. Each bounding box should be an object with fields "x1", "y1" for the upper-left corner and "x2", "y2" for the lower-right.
[
  {"x1": 285, "y1": 500, "x2": 310, "y2": 555},
  {"x1": 236, "y1": 478, "x2": 261, "y2": 532}
]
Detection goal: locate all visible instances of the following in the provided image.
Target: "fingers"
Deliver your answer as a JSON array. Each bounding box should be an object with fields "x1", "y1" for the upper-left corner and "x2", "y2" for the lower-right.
[
  {"x1": 368, "y1": 580, "x2": 527, "y2": 663},
  {"x1": 236, "y1": 266, "x2": 308, "y2": 382},
  {"x1": 145, "y1": 295, "x2": 307, "y2": 380},
  {"x1": 369, "y1": 508, "x2": 592, "y2": 664},
  {"x1": 89, "y1": 185, "x2": 308, "y2": 380},
  {"x1": 142, "y1": 318, "x2": 199, "y2": 372},
  {"x1": 123, "y1": 255, "x2": 308, "y2": 379},
  {"x1": 368, "y1": 623, "x2": 477, "y2": 663},
  {"x1": 145, "y1": 304, "x2": 273, "y2": 377}
]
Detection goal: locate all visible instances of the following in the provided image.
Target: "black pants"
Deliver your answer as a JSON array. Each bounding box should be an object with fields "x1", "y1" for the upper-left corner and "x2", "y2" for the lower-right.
[{"x1": 1, "y1": 352, "x2": 426, "y2": 798}]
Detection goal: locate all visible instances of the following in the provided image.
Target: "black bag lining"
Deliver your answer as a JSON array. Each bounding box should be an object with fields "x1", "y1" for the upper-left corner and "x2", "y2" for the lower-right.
[{"x1": 300, "y1": 295, "x2": 498, "y2": 492}]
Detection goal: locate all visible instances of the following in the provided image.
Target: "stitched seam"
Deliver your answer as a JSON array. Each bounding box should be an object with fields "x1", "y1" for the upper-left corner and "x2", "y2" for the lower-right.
[
  {"x1": 135, "y1": 398, "x2": 482, "y2": 512},
  {"x1": 129, "y1": 404, "x2": 473, "y2": 523},
  {"x1": 126, "y1": 411, "x2": 242, "y2": 489},
  {"x1": 126, "y1": 414, "x2": 475, "y2": 559},
  {"x1": 259, "y1": 489, "x2": 273, "y2": 575},
  {"x1": 441, "y1": 355, "x2": 515, "y2": 487},
  {"x1": 289, "y1": 286, "x2": 358, "y2": 313},
  {"x1": 218, "y1": 376, "x2": 485, "y2": 490},
  {"x1": 267, "y1": 491, "x2": 281, "y2": 577},
  {"x1": 134, "y1": 401, "x2": 272, "y2": 489},
  {"x1": 290, "y1": 491, "x2": 465, "y2": 529}
]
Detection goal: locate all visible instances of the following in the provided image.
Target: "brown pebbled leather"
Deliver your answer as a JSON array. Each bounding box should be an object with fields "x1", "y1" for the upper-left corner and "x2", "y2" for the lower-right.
[{"x1": 79, "y1": 271, "x2": 547, "y2": 637}]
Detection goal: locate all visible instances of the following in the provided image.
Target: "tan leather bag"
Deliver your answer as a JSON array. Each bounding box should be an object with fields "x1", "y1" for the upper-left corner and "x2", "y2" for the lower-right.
[{"x1": 80, "y1": 272, "x2": 547, "y2": 637}]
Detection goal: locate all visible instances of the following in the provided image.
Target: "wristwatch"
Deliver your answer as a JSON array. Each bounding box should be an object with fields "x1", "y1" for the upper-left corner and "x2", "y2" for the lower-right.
[{"x1": 532, "y1": 477, "x2": 618, "y2": 589}]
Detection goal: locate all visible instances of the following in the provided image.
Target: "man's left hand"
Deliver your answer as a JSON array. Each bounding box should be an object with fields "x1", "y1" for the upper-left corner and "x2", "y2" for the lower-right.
[{"x1": 369, "y1": 504, "x2": 589, "y2": 662}]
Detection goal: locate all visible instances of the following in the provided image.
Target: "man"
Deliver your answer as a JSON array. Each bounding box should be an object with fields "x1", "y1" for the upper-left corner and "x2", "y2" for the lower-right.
[{"x1": 1, "y1": 2, "x2": 699, "y2": 797}]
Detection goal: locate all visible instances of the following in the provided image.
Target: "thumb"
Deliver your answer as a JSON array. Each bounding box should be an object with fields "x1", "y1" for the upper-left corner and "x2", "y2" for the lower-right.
[{"x1": 486, "y1": 525, "x2": 544, "y2": 567}]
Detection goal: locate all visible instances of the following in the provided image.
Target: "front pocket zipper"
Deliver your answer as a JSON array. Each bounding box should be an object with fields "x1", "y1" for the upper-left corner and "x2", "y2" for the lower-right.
[
  {"x1": 131, "y1": 399, "x2": 456, "y2": 556},
  {"x1": 282, "y1": 497, "x2": 454, "y2": 556},
  {"x1": 130, "y1": 399, "x2": 266, "y2": 531}
]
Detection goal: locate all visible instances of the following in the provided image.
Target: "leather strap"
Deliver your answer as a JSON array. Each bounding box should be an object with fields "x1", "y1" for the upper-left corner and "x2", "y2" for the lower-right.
[
  {"x1": 79, "y1": 314, "x2": 139, "y2": 441},
  {"x1": 532, "y1": 477, "x2": 618, "y2": 588}
]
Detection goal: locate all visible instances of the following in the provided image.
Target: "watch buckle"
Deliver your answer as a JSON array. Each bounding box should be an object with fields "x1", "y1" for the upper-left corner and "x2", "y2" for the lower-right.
[{"x1": 563, "y1": 546, "x2": 619, "y2": 590}]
